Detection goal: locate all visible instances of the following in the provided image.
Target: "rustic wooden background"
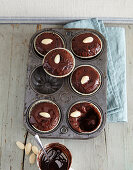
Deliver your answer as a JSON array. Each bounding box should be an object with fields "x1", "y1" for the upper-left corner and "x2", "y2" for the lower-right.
[{"x1": 0, "y1": 24, "x2": 132, "y2": 170}]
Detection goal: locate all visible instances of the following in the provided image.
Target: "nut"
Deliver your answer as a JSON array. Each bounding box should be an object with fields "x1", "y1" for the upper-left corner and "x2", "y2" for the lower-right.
[
  {"x1": 81, "y1": 76, "x2": 89, "y2": 84},
  {"x1": 29, "y1": 153, "x2": 36, "y2": 164},
  {"x1": 32, "y1": 146, "x2": 39, "y2": 155},
  {"x1": 54, "y1": 54, "x2": 60, "y2": 64},
  {"x1": 16, "y1": 141, "x2": 24, "y2": 150},
  {"x1": 25, "y1": 143, "x2": 32, "y2": 155},
  {"x1": 83, "y1": 37, "x2": 93, "y2": 43},
  {"x1": 39, "y1": 112, "x2": 50, "y2": 118},
  {"x1": 70, "y1": 110, "x2": 81, "y2": 118},
  {"x1": 41, "y1": 38, "x2": 53, "y2": 45}
]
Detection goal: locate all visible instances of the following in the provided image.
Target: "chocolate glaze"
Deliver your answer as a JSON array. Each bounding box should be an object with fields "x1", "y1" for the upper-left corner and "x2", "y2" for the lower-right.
[
  {"x1": 43, "y1": 48, "x2": 74, "y2": 77},
  {"x1": 72, "y1": 33, "x2": 102, "y2": 58},
  {"x1": 71, "y1": 65, "x2": 101, "y2": 94},
  {"x1": 29, "y1": 101, "x2": 60, "y2": 132},
  {"x1": 39, "y1": 147, "x2": 68, "y2": 170},
  {"x1": 69, "y1": 102, "x2": 101, "y2": 133},
  {"x1": 34, "y1": 32, "x2": 64, "y2": 56}
]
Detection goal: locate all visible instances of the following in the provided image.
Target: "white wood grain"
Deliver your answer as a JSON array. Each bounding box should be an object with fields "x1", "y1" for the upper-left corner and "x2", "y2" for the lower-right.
[{"x1": 0, "y1": 24, "x2": 36, "y2": 170}]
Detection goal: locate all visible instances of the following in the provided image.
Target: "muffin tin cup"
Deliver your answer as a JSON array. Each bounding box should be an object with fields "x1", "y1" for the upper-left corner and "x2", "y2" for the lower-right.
[
  {"x1": 34, "y1": 31, "x2": 65, "y2": 58},
  {"x1": 71, "y1": 31, "x2": 103, "y2": 59},
  {"x1": 71, "y1": 32, "x2": 103, "y2": 59},
  {"x1": 28, "y1": 99, "x2": 61, "y2": 133},
  {"x1": 24, "y1": 28, "x2": 107, "y2": 139},
  {"x1": 70, "y1": 65, "x2": 102, "y2": 96},
  {"x1": 68, "y1": 101, "x2": 102, "y2": 134},
  {"x1": 42, "y1": 48, "x2": 75, "y2": 78},
  {"x1": 29, "y1": 65, "x2": 63, "y2": 95}
]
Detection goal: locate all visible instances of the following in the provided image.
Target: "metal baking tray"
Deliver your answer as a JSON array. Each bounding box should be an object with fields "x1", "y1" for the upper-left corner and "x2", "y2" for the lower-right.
[{"x1": 23, "y1": 28, "x2": 107, "y2": 139}]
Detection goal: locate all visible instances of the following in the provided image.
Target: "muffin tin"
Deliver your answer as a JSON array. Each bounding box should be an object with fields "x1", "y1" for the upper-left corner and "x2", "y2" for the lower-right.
[{"x1": 23, "y1": 28, "x2": 107, "y2": 139}]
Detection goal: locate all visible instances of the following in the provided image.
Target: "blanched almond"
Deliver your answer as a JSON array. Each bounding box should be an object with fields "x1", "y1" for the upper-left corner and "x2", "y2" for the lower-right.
[
  {"x1": 16, "y1": 141, "x2": 24, "y2": 150},
  {"x1": 25, "y1": 143, "x2": 32, "y2": 155},
  {"x1": 83, "y1": 37, "x2": 93, "y2": 43},
  {"x1": 39, "y1": 112, "x2": 50, "y2": 118},
  {"x1": 32, "y1": 146, "x2": 39, "y2": 155},
  {"x1": 29, "y1": 153, "x2": 36, "y2": 164},
  {"x1": 81, "y1": 76, "x2": 89, "y2": 84},
  {"x1": 70, "y1": 110, "x2": 81, "y2": 118},
  {"x1": 41, "y1": 39, "x2": 53, "y2": 45},
  {"x1": 54, "y1": 54, "x2": 60, "y2": 64}
]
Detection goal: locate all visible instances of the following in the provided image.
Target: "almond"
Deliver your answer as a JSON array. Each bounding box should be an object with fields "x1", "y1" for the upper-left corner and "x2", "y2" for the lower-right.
[
  {"x1": 39, "y1": 112, "x2": 50, "y2": 118},
  {"x1": 81, "y1": 76, "x2": 89, "y2": 84},
  {"x1": 25, "y1": 143, "x2": 32, "y2": 155},
  {"x1": 54, "y1": 54, "x2": 60, "y2": 64},
  {"x1": 83, "y1": 37, "x2": 93, "y2": 43},
  {"x1": 16, "y1": 141, "x2": 24, "y2": 150},
  {"x1": 41, "y1": 39, "x2": 53, "y2": 45},
  {"x1": 29, "y1": 153, "x2": 36, "y2": 164},
  {"x1": 32, "y1": 146, "x2": 39, "y2": 155},
  {"x1": 70, "y1": 110, "x2": 81, "y2": 118}
]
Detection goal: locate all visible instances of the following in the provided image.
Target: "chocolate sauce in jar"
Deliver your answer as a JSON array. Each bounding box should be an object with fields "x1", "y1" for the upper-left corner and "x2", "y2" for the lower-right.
[{"x1": 39, "y1": 147, "x2": 68, "y2": 170}]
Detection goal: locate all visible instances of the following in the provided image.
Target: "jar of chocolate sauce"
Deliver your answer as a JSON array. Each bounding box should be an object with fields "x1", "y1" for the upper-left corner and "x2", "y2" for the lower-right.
[{"x1": 37, "y1": 143, "x2": 72, "y2": 170}]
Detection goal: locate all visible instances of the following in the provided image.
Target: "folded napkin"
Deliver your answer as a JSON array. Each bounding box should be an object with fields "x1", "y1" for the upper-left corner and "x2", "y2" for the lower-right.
[{"x1": 64, "y1": 18, "x2": 127, "y2": 122}]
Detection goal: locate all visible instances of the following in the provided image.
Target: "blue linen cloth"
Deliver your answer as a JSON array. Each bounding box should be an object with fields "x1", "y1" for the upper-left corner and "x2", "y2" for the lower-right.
[{"x1": 64, "y1": 18, "x2": 127, "y2": 122}]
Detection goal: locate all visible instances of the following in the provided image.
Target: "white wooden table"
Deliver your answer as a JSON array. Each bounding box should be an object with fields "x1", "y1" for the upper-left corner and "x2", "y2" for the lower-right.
[{"x1": 0, "y1": 23, "x2": 132, "y2": 170}]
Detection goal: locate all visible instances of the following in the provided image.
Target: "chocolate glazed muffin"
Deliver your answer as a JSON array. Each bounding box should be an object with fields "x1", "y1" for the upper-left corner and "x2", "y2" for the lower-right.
[
  {"x1": 71, "y1": 32, "x2": 102, "y2": 58},
  {"x1": 43, "y1": 48, "x2": 75, "y2": 78},
  {"x1": 68, "y1": 101, "x2": 102, "y2": 133},
  {"x1": 29, "y1": 100, "x2": 60, "y2": 132},
  {"x1": 34, "y1": 32, "x2": 64, "y2": 57},
  {"x1": 70, "y1": 65, "x2": 101, "y2": 95}
]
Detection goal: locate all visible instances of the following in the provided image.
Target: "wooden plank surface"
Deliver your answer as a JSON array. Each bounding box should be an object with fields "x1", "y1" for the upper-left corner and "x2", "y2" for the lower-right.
[{"x1": 0, "y1": 24, "x2": 132, "y2": 170}]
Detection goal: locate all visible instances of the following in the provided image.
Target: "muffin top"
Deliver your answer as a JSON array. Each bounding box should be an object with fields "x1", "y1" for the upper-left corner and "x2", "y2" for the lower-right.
[
  {"x1": 43, "y1": 48, "x2": 75, "y2": 77},
  {"x1": 34, "y1": 32, "x2": 64, "y2": 56},
  {"x1": 68, "y1": 102, "x2": 101, "y2": 133},
  {"x1": 71, "y1": 65, "x2": 101, "y2": 95},
  {"x1": 71, "y1": 32, "x2": 102, "y2": 58},
  {"x1": 29, "y1": 101, "x2": 60, "y2": 132}
]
